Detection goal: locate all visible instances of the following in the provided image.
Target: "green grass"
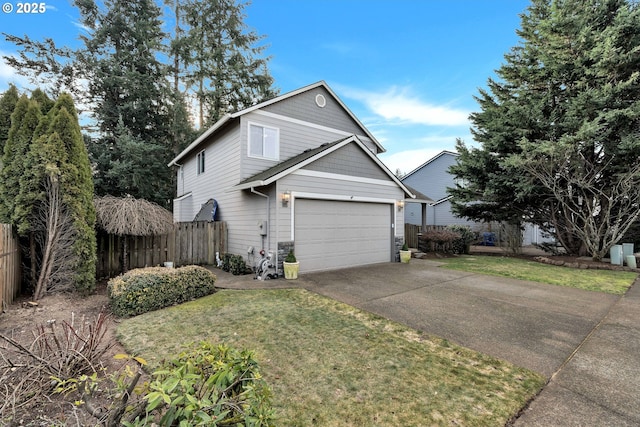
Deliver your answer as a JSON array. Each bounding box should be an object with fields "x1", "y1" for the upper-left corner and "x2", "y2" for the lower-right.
[
  {"x1": 117, "y1": 289, "x2": 545, "y2": 427},
  {"x1": 437, "y1": 255, "x2": 637, "y2": 294}
]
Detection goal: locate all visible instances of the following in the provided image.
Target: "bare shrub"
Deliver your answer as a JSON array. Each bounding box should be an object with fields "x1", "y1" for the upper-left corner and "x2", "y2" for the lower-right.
[{"x1": 0, "y1": 310, "x2": 114, "y2": 420}]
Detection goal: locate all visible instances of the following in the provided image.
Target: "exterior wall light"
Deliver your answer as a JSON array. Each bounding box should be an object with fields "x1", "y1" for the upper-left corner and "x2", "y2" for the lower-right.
[
  {"x1": 282, "y1": 191, "x2": 291, "y2": 207},
  {"x1": 397, "y1": 200, "x2": 405, "y2": 211}
]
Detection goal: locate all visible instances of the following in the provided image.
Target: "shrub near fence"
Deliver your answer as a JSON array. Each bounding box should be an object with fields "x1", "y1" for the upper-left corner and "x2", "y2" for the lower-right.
[{"x1": 0, "y1": 224, "x2": 20, "y2": 309}]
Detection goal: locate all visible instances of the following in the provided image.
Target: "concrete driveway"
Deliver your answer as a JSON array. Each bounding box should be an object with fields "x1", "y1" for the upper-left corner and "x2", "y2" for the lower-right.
[{"x1": 299, "y1": 259, "x2": 617, "y2": 377}]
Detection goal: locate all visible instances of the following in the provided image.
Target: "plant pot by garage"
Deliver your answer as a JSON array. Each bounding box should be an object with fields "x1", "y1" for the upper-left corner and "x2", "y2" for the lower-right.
[
  {"x1": 283, "y1": 249, "x2": 299, "y2": 279},
  {"x1": 399, "y1": 250, "x2": 411, "y2": 263},
  {"x1": 283, "y1": 261, "x2": 300, "y2": 279}
]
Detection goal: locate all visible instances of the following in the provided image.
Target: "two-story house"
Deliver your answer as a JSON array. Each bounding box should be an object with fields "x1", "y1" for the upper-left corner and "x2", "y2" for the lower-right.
[
  {"x1": 402, "y1": 150, "x2": 550, "y2": 246},
  {"x1": 168, "y1": 81, "x2": 414, "y2": 273}
]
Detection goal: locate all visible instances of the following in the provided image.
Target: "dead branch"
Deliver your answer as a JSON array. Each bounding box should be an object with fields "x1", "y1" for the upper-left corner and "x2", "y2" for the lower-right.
[{"x1": 94, "y1": 195, "x2": 174, "y2": 236}]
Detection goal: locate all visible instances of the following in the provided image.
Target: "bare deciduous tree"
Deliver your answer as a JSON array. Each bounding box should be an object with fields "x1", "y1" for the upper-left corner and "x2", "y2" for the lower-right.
[
  {"x1": 519, "y1": 146, "x2": 640, "y2": 261},
  {"x1": 33, "y1": 173, "x2": 77, "y2": 300}
]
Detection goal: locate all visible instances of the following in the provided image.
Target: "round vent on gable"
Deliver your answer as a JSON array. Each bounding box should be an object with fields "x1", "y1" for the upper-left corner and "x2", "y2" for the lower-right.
[{"x1": 315, "y1": 94, "x2": 326, "y2": 108}]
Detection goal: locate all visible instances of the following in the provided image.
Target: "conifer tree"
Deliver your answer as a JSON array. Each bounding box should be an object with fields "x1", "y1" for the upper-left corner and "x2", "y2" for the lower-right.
[
  {"x1": 0, "y1": 95, "x2": 42, "y2": 225},
  {"x1": 0, "y1": 84, "x2": 19, "y2": 154},
  {"x1": 450, "y1": 0, "x2": 640, "y2": 259},
  {"x1": 180, "y1": 0, "x2": 277, "y2": 126}
]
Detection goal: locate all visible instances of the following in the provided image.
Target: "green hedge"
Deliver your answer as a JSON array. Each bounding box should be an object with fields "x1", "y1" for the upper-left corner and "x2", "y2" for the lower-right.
[{"x1": 108, "y1": 266, "x2": 217, "y2": 317}]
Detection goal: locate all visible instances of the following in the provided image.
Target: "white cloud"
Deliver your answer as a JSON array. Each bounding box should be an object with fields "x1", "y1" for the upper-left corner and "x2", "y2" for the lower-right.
[
  {"x1": 0, "y1": 51, "x2": 30, "y2": 90},
  {"x1": 379, "y1": 147, "x2": 449, "y2": 177},
  {"x1": 338, "y1": 85, "x2": 470, "y2": 127}
]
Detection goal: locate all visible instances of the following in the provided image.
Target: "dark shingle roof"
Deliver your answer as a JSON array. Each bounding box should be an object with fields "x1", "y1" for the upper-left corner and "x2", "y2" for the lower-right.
[{"x1": 236, "y1": 137, "x2": 350, "y2": 187}]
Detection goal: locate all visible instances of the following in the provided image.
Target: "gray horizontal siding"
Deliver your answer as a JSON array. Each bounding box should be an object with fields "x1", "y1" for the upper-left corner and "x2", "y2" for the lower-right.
[
  {"x1": 402, "y1": 153, "x2": 458, "y2": 201},
  {"x1": 303, "y1": 143, "x2": 389, "y2": 180},
  {"x1": 176, "y1": 125, "x2": 241, "y2": 222},
  {"x1": 262, "y1": 86, "x2": 366, "y2": 137}
]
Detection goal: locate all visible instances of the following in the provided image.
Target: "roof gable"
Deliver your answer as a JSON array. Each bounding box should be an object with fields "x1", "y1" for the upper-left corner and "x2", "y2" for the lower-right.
[
  {"x1": 403, "y1": 150, "x2": 458, "y2": 180},
  {"x1": 169, "y1": 81, "x2": 383, "y2": 167},
  {"x1": 233, "y1": 135, "x2": 413, "y2": 196}
]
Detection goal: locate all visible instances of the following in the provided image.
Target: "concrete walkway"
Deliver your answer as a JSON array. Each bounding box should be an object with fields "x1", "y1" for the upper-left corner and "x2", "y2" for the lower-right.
[{"x1": 212, "y1": 259, "x2": 640, "y2": 425}]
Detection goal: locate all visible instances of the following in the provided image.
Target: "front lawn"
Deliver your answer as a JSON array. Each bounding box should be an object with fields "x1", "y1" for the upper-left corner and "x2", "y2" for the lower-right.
[
  {"x1": 437, "y1": 255, "x2": 637, "y2": 294},
  {"x1": 117, "y1": 289, "x2": 545, "y2": 426}
]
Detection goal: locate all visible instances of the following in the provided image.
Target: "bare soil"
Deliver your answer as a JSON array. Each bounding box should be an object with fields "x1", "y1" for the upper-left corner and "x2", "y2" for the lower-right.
[{"x1": 0, "y1": 282, "x2": 128, "y2": 426}]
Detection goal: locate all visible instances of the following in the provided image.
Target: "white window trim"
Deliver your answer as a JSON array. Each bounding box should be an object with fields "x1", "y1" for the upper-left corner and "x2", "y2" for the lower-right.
[
  {"x1": 247, "y1": 121, "x2": 280, "y2": 161},
  {"x1": 197, "y1": 149, "x2": 205, "y2": 175}
]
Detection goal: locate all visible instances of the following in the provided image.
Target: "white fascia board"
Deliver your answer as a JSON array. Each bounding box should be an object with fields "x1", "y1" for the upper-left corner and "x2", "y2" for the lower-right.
[
  {"x1": 292, "y1": 169, "x2": 399, "y2": 187},
  {"x1": 251, "y1": 109, "x2": 372, "y2": 143},
  {"x1": 403, "y1": 150, "x2": 459, "y2": 180},
  {"x1": 232, "y1": 135, "x2": 357, "y2": 191},
  {"x1": 347, "y1": 137, "x2": 416, "y2": 198},
  {"x1": 239, "y1": 81, "x2": 384, "y2": 153},
  {"x1": 168, "y1": 114, "x2": 232, "y2": 167},
  {"x1": 173, "y1": 192, "x2": 193, "y2": 201}
]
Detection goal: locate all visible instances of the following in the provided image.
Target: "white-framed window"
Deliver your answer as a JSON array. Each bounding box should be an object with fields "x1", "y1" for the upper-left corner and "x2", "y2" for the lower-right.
[
  {"x1": 248, "y1": 123, "x2": 279, "y2": 160},
  {"x1": 197, "y1": 150, "x2": 205, "y2": 175}
]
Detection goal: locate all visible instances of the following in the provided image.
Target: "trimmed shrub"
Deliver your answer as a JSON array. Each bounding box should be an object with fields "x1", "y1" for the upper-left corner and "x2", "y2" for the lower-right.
[
  {"x1": 137, "y1": 342, "x2": 274, "y2": 427},
  {"x1": 418, "y1": 229, "x2": 461, "y2": 253},
  {"x1": 108, "y1": 266, "x2": 216, "y2": 317},
  {"x1": 447, "y1": 225, "x2": 476, "y2": 254},
  {"x1": 221, "y1": 253, "x2": 251, "y2": 275}
]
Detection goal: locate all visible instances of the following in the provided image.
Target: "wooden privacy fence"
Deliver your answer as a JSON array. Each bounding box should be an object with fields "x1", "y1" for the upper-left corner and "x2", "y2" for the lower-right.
[
  {"x1": 97, "y1": 221, "x2": 227, "y2": 278},
  {"x1": 0, "y1": 224, "x2": 20, "y2": 309}
]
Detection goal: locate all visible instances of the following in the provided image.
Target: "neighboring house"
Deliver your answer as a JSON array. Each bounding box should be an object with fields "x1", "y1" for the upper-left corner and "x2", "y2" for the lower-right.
[
  {"x1": 402, "y1": 151, "x2": 476, "y2": 228},
  {"x1": 169, "y1": 81, "x2": 414, "y2": 273},
  {"x1": 402, "y1": 150, "x2": 550, "y2": 246}
]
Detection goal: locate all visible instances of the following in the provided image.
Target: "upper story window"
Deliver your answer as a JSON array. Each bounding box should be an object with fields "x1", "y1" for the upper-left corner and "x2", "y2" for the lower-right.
[
  {"x1": 248, "y1": 123, "x2": 279, "y2": 160},
  {"x1": 197, "y1": 150, "x2": 205, "y2": 175}
]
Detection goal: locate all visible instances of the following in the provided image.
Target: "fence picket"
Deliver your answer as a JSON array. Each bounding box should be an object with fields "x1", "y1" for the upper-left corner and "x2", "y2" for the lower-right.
[{"x1": 0, "y1": 224, "x2": 20, "y2": 309}]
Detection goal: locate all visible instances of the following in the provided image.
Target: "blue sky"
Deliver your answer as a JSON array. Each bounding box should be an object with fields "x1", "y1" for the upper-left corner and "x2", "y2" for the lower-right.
[{"x1": 0, "y1": 0, "x2": 530, "y2": 174}]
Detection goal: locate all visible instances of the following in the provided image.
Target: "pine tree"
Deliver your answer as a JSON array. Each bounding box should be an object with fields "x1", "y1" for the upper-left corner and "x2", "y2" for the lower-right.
[{"x1": 450, "y1": 0, "x2": 640, "y2": 259}]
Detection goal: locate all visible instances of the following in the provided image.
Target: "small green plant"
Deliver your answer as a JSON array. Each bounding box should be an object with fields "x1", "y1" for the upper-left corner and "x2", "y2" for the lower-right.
[
  {"x1": 447, "y1": 225, "x2": 476, "y2": 254},
  {"x1": 285, "y1": 249, "x2": 297, "y2": 263},
  {"x1": 108, "y1": 266, "x2": 217, "y2": 317},
  {"x1": 138, "y1": 342, "x2": 274, "y2": 426},
  {"x1": 221, "y1": 253, "x2": 251, "y2": 275},
  {"x1": 402, "y1": 242, "x2": 409, "y2": 251}
]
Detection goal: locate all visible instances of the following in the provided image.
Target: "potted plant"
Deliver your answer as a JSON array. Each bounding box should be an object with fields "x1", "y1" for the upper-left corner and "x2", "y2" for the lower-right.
[
  {"x1": 399, "y1": 242, "x2": 411, "y2": 263},
  {"x1": 283, "y1": 249, "x2": 300, "y2": 279}
]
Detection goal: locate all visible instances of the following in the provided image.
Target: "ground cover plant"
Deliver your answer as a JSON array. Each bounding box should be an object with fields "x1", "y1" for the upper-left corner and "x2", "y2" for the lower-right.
[
  {"x1": 437, "y1": 256, "x2": 637, "y2": 295},
  {"x1": 117, "y1": 289, "x2": 545, "y2": 426}
]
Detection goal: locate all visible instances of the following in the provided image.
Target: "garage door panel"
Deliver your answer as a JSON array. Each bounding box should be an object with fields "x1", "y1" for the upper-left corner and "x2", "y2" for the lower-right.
[{"x1": 295, "y1": 199, "x2": 391, "y2": 272}]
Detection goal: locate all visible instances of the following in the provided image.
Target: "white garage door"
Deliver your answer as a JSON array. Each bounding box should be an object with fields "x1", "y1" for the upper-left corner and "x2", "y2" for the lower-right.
[{"x1": 295, "y1": 199, "x2": 392, "y2": 272}]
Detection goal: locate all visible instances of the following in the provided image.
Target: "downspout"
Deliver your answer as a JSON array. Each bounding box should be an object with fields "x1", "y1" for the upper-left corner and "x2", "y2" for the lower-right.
[{"x1": 251, "y1": 187, "x2": 270, "y2": 252}]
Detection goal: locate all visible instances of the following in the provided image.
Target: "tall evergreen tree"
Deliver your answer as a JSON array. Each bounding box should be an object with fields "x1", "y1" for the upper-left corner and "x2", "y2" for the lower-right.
[
  {"x1": 449, "y1": 0, "x2": 640, "y2": 259},
  {"x1": 179, "y1": 0, "x2": 277, "y2": 126},
  {"x1": 0, "y1": 95, "x2": 42, "y2": 225},
  {"x1": 0, "y1": 85, "x2": 19, "y2": 154},
  {"x1": 76, "y1": 0, "x2": 174, "y2": 204},
  {"x1": 4, "y1": 0, "x2": 278, "y2": 204}
]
